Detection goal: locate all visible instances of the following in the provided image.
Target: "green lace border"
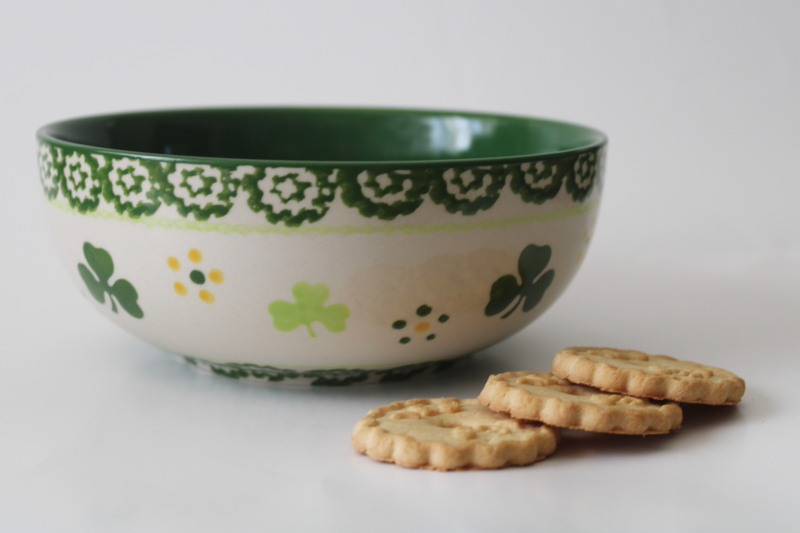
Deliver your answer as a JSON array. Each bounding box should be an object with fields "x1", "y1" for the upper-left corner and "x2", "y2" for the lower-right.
[{"x1": 38, "y1": 142, "x2": 605, "y2": 226}]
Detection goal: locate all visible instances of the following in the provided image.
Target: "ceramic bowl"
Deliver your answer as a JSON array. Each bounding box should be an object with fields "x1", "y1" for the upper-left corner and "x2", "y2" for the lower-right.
[{"x1": 37, "y1": 107, "x2": 606, "y2": 385}]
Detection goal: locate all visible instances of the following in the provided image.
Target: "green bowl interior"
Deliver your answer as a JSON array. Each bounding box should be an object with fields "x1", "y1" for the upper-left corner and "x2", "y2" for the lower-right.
[{"x1": 39, "y1": 108, "x2": 605, "y2": 164}]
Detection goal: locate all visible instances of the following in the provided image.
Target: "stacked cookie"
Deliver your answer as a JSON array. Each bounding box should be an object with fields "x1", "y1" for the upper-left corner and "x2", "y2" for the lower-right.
[{"x1": 351, "y1": 347, "x2": 745, "y2": 471}]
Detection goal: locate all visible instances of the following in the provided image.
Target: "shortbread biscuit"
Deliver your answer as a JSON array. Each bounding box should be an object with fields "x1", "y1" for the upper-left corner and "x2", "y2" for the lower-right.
[
  {"x1": 351, "y1": 398, "x2": 559, "y2": 470},
  {"x1": 478, "y1": 371, "x2": 682, "y2": 435},
  {"x1": 551, "y1": 347, "x2": 745, "y2": 405}
]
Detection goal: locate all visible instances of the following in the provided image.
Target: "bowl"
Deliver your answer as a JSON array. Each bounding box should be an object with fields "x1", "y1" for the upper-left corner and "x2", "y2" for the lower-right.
[{"x1": 37, "y1": 107, "x2": 606, "y2": 385}]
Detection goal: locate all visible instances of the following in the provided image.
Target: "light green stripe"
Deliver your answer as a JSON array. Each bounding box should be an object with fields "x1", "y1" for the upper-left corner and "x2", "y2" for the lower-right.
[{"x1": 47, "y1": 198, "x2": 598, "y2": 235}]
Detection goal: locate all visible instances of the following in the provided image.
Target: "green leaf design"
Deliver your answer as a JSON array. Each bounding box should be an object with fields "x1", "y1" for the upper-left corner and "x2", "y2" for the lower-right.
[
  {"x1": 77, "y1": 242, "x2": 144, "y2": 319},
  {"x1": 110, "y1": 279, "x2": 144, "y2": 319},
  {"x1": 518, "y1": 244, "x2": 551, "y2": 287},
  {"x1": 267, "y1": 282, "x2": 349, "y2": 337},
  {"x1": 485, "y1": 274, "x2": 521, "y2": 317},
  {"x1": 83, "y1": 242, "x2": 114, "y2": 283},
  {"x1": 78, "y1": 263, "x2": 105, "y2": 304},
  {"x1": 485, "y1": 244, "x2": 555, "y2": 319},
  {"x1": 521, "y1": 269, "x2": 555, "y2": 312}
]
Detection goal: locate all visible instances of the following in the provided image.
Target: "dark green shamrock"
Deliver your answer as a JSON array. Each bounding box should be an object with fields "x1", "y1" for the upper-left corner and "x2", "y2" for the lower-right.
[
  {"x1": 485, "y1": 244, "x2": 555, "y2": 319},
  {"x1": 267, "y1": 282, "x2": 349, "y2": 337},
  {"x1": 77, "y1": 242, "x2": 144, "y2": 319}
]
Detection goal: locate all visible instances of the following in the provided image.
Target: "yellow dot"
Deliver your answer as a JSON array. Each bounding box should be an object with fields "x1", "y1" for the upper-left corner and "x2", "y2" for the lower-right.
[
  {"x1": 583, "y1": 230, "x2": 590, "y2": 242},
  {"x1": 174, "y1": 282, "x2": 187, "y2": 296},
  {"x1": 167, "y1": 256, "x2": 180, "y2": 271},
  {"x1": 208, "y1": 269, "x2": 224, "y2": 284},
  {"x1": 188, "y1": 249, "x2": 202, "y2": 263},
  {"x1": 414, "y1": 321, "x2": 431, "y2": 333},
  {"x1": 199, "y1": 289, "x2": 214, "y2": 303}
]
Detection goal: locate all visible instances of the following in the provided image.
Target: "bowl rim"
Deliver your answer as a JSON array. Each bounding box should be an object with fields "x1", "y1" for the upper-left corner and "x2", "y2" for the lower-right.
[{"x1": 36, "y1": 106, "x2": 607, "y2": 169}]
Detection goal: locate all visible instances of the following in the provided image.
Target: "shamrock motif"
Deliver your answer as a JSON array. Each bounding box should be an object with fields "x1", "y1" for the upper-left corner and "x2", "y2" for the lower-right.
[
  {"x1": 485, "y1": 244, "x2": 555, "y2": 319},
  {"x1": 77, "y1": 242, "x2": 144, "y2": 318},
  {"x1": 268, "y1": 282, "x2": 349, "y2": 337}
]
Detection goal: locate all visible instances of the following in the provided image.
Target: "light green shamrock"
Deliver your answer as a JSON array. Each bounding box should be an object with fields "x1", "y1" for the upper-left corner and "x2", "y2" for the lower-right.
[{"x1": 267, "y1": 282, "x2": 349, "y2": 337}]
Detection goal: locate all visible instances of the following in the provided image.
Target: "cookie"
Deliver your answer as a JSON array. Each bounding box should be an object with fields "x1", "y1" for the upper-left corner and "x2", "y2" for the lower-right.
[
  {"x1": 551, "y1": 347, "x2": 745, "y2": 405},
  {"x1": 351, "y1": 397, "x2": 559, "y2": 470},
  {"x1": 478, "y1": 371, "x2": 682, "y2": 435}
]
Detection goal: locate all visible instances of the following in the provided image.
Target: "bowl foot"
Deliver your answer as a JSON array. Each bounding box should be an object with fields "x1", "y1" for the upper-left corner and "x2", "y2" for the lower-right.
[{"x1": 182, "y1": 356, "x2": 467, "y2": 386}]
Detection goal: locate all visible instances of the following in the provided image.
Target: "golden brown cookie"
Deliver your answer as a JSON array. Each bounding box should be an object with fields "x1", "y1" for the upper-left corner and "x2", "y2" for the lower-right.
[
  {"x1": 478, "y1": 371, "x2": 682, "y2": 435},
  {"x1": 551, "y1": 347, "x2": 745, "y2": 405},
  {"x1": 351, "y1": 398, "x2": 559, "y2": 471}
]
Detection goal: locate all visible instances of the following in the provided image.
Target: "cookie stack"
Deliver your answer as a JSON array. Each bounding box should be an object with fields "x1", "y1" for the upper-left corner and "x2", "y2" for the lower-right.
[{"x1": 351, "y1": 347, "x2": 745, "y2": 471}]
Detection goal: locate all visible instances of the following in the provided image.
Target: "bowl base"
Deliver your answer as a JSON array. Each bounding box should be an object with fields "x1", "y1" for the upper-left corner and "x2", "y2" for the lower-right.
[{"x1": 182, "y1": 356, "x2": 467, "y2": 386}]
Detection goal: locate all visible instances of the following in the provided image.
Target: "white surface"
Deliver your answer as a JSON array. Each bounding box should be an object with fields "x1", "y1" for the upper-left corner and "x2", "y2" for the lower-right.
[{"x1": 1, "y1": 1, "x2": 799, "y2": 531}]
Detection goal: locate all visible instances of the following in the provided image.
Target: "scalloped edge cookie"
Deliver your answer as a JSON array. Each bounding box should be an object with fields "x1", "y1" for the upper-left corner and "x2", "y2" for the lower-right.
[
  {"x1": 351, "y1": 398, "x2": 559, "y2": 470},
  {"x1": 551, "y1": 347, "x2": 745, "y2": 405},
  {"x1": 478, "y1": 371, "x2": 682, "y2": 435}
]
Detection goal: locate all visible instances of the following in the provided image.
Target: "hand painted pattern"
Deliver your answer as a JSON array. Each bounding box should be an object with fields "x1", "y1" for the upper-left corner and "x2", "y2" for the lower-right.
[{"x1": 38, "y1": 142, "x2": 604, "y2": 224}]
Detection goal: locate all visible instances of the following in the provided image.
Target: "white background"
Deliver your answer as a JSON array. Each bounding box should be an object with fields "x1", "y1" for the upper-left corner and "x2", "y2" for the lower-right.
[{"x1": 1, "y1": 1, "x2": 799, "y2": 531}]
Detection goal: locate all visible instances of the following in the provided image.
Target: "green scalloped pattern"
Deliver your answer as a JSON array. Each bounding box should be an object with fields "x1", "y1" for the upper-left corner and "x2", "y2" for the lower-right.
[
  {"x1": 153, "y1": 162, "x2": 243, "y2": 220},
  {"x1": 58, "y1": 149, "x2": 103, "y2": 212},
  {"x1": 37, "y1": 143, "x2": 61, "y2": 200},
  {"x1": 508, "y1": 159, "x2": 567, "y2": 205},
  {"x1": 184, "y1": 356, "x2": 464, "y2": 385},
  {"x1": 337, "y1": 167, "x2": 432, "y2": 220},
  {"x1": 47, "y1": 197, "x2": 598, "y2": 235},
  {"x1": 243, "y1": 167, "x2": 337, "y2": 227},
  {"x1": 99, "y1": 157, "x2": 163, "y2": 218},
  {"x1": 429, "y1": 165, "x2": 507, "y2": 215},
  {"x1": 564, "y1": 150, "x2": 601, "y2": 202},
  {"x1": 37, "y1": 142, "x2": 604, "y2": 222}
]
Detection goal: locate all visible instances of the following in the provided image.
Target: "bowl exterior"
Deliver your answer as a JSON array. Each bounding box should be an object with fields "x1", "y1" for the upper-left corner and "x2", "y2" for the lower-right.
[{"x1": 38, "y1": 140, "x2": 604, "y2": 385}]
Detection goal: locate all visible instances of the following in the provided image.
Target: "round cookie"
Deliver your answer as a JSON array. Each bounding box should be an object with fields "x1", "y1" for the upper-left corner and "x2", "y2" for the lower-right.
[
  {"x1": 351, "y1": 397, "x2": 559, "y2": 471},
  {"x1": 551, "y1": 347, "x2": 745, "y2": 405},
  {"x1": 478, "y1": 371, "x2": 682, "y2": 435}
]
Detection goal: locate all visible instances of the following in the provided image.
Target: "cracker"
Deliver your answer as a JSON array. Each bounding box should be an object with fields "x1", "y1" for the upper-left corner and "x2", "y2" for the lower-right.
[
  {"x1": 351, "y1": 397, "x2": 559, "y2": 470},
  {"x1": 551, "y1": 347, "x2": 745, "y2": 405},
  {"x1": 478, "y1": 371, "x2": 682, "y2": 435}
]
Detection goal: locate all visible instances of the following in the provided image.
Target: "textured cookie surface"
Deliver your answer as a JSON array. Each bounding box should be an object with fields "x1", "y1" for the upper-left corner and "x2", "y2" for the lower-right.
[
  {"x1": 351, "y1": 398, "x2": 559, "y2": 470},
  {"x1": 551, "y1": 347, "x2": 745, "y2": 405},
  {"x1": 478, "y1": 371, "x2": 682, "y2": 435}
]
